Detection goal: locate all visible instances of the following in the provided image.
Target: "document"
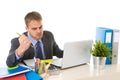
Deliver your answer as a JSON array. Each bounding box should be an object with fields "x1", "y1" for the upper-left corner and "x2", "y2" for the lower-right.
[{"x1": 0, "y1": 65, "x2": 31, "y2": 78}]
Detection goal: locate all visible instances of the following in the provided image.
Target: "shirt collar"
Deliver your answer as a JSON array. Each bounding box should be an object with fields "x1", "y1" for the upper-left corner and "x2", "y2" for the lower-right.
[{"x1": 27, "y1": 32, "x2": 42, "y2": 47}]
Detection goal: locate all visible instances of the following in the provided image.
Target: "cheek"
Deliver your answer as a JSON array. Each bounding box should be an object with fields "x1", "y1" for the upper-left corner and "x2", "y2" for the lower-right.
[{"x1": 29, "y1": 30, "x2": 36, "y2": 36}]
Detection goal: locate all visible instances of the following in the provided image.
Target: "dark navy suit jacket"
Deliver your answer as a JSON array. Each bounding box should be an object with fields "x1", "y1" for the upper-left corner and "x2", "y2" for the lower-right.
[{"x1": 6, "y1": 31, "x2": 63, "y2": 67}]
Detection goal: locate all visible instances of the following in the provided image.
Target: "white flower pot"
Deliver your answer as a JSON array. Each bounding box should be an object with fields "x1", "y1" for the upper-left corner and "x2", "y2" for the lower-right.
[{"x1": 93, "y1": 56, "x2": 106, "y2": 69}]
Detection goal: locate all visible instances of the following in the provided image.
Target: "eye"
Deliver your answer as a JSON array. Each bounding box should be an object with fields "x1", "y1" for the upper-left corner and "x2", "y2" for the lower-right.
[
  {"x1": 39, "y1": 25, "x2": 42, "y2": 29},
  {"x1": 32, "y1": 28, "x2": 37, "y2": 30}
]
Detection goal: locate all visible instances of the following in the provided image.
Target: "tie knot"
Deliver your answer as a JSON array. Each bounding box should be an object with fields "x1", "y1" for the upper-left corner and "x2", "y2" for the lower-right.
[
  {"x1": 36, "y1": 41, "x2": 40, "y2": 45},
  {"x1": 37, "y1": 41, "x2": 40, "y2": 44}
]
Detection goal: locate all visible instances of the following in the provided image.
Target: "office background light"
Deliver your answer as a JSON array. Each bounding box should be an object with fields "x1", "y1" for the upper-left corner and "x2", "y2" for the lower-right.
[{"x1": 0, "y1": 0, "x2": 120, "y2": 65}]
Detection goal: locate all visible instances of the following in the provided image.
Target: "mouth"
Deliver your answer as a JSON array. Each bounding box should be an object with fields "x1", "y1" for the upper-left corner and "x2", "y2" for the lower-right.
[{"x1": 36, "y1": 33, "x2": 43, "y2": 39}]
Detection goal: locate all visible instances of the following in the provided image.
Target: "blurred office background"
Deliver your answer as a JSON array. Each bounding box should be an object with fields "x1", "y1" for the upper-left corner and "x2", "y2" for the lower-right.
[{"x1": 0, "y1": 0, "x2": 120, "y2": 65}]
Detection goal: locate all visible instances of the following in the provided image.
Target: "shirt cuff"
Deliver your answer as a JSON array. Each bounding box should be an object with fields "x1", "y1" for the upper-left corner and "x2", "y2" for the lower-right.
[{"x1": 15, "y1": 50, "x2": 21, "y2": 60}]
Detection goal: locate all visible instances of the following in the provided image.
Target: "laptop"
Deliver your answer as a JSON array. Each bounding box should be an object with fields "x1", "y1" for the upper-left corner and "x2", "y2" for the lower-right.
[{"x1": 52, "y1": 40, "x2": 93, "y2": 69}]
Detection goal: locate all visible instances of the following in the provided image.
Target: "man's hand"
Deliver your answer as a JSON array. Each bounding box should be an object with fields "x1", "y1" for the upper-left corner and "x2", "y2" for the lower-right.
[{"x1": 16, "y1": 34, "x2": 31, "y2": 57}]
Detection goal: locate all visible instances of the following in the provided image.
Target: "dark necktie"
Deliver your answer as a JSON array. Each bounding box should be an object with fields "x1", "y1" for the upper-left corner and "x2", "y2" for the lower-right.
[{"x1": 35, "y1": 41, "x2": 43, "y2": 59}]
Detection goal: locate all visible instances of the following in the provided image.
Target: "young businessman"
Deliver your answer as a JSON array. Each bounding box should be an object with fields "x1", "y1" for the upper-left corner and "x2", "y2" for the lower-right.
[{"x1": 6, "y1": 11, "x2": 63, "y2": 67}]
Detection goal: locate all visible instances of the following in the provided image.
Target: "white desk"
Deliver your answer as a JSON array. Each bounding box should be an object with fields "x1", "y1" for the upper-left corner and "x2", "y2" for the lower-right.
[
  {"x1": 46, "y1": 64, "x2": 120, "y2": 80},
  {"x1": 1, "y1": 62, "x2": 120, "y2": 80}
]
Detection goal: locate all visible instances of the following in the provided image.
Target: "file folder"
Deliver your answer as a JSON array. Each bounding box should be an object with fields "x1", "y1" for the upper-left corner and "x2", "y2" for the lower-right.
[
  {"x1": 0, "y1": 65, "x2": 43, "y2": 80},
  {"x1": 0, "y1": 65, "x2": 30, "y2": 78},
  {"x1": 25, "y1": 71, "x2": 43, "y2": 80},
  {"x1": 0, "y1": 73, "x2": 26, "y2": 80},
  {"x1": 96, "y1": 27, "x2": 113, "y2": 64},
  {"x1": 111, "y1": 29, "x2": 120, "y2": 64}
]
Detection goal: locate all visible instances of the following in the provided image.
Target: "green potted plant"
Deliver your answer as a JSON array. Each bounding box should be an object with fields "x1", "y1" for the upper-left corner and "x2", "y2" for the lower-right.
[{"x1": 90, "y1": 40, "x2": 112, "y2": 69}]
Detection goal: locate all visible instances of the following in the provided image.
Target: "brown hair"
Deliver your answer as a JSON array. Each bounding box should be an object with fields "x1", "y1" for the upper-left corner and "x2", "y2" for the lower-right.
[{"x1": 24, "y1": 11, "x2": 42, "y2": 26}]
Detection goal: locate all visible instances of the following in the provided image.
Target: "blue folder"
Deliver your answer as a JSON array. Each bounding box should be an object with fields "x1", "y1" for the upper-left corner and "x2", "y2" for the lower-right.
[
  {"x1": 0, "y1": 65, "x2": 31, "y2": 78},
  {"x1": 96, "y1": 27, "x2": 113, "y2": 64},
  {"x1": 25, "y1": 71, "x2": 43, "y2": 80}
]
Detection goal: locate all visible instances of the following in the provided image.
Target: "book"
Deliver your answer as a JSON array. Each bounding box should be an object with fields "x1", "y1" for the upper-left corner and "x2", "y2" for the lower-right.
[
  {"x1": 0, "y1": 73, "x2": 26, "y2": 80},
  {"x1": 0, "y1": 65, "x2": 31, "y2": 78}
]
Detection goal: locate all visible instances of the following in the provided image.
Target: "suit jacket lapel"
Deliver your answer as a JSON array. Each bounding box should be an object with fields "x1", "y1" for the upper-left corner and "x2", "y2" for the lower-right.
[{"x1": 41, "y1": 37, "x2": 48, "y2": 59}]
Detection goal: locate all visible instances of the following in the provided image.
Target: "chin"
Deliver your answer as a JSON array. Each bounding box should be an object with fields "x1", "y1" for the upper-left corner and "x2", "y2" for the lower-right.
[{"x1": 36, "y1": 36, "x2": 42, "y2": 40}]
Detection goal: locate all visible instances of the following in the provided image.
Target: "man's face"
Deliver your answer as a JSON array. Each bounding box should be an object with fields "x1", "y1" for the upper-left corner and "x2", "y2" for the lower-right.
[{"x1": 26, "y1": 20, "x2": 43, "y2": 40}]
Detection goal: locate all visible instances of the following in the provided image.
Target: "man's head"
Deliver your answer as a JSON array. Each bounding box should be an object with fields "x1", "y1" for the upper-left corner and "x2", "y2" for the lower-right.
[{"x1": 25, "y1": 11, "x2": 43, "y2": 40}]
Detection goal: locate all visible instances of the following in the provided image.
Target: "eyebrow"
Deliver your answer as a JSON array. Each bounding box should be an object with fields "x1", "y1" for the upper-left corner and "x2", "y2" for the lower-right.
[
  {"x1": 31, "y1": 25, "x2": 42, "y2": 30},
  {"x1": 39, "y1": 25, "x2": 42, "y2": 29}
]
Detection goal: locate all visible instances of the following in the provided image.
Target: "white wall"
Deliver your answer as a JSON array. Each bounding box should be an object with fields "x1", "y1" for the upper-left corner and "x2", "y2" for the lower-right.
[{"x1": 0, "y1": 0, "x2": 120, "y2": 65}]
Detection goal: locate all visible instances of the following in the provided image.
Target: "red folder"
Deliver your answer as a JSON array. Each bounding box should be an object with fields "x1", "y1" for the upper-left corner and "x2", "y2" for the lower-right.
[{"x1": 0, "y1": 73, "x2": 26, "y2": 80}]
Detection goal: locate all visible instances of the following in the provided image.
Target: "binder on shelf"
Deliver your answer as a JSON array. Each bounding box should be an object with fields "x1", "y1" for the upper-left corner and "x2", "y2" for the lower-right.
[
  {"x1": 111, "y1": 29, "x2": 120, "y2": 64},
  {"x1": 96, "y1": 27, "x2": 113, "y2": 64}
]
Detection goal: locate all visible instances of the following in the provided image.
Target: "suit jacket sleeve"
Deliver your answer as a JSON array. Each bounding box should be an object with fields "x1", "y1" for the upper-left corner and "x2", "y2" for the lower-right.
[
  {"x1": 6, "y1": 37, "x2": 34, "y2": 67},
  {"x1": 6, "y1": 38, "x2": 20, "y2": 67}
]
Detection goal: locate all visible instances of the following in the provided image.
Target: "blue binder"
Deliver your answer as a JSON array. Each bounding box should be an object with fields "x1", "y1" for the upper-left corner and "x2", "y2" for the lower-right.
[{"x1": 96, "y1": 27, "x2": 113, "y2": 64}]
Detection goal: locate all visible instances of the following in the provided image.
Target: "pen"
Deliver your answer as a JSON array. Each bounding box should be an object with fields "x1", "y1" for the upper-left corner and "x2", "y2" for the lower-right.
[
  {"x1": 16, "y1": 32, "x2": 33, "y2": 47},
  {"x1": 16, "y1": 32, "x2": 22, "y2": 36}
]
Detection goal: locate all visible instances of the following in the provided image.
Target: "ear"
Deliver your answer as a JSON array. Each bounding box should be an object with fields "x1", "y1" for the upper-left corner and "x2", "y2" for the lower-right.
[{"x1": 25, "y1": 26, "x2": 28, "y2": 31}]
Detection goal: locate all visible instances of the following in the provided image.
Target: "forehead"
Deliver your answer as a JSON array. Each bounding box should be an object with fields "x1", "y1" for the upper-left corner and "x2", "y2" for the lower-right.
[{"x1": 28, "y1": 20, "x2": 42, "y2": 27}]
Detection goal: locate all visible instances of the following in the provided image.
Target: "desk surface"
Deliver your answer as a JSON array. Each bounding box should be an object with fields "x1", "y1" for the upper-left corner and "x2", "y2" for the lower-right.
[
  {"x1": 46, "y1": 64, "x2": 120, "y2": 80},
  {"x1": 1, "y1": 62, "x2": 120, "y2": 80}
]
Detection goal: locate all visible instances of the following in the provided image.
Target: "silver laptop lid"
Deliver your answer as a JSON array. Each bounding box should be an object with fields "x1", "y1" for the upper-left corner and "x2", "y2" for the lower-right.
[{"x1": 61, "y1": 40, "x2": 93, "y2": 69}]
